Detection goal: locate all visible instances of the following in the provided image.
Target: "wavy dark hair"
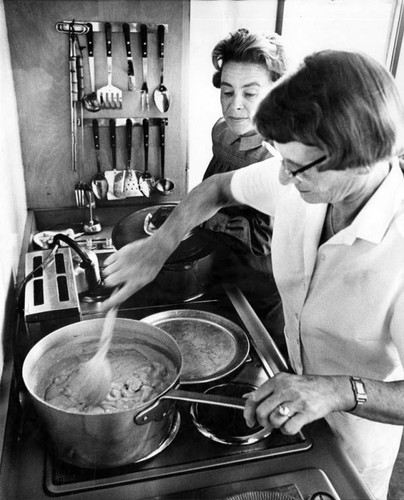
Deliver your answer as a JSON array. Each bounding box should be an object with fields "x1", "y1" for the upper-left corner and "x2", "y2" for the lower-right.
[
  {"x1": 211, "y1": 28, "x2": 287, "y2": 88},
  {"x1": 254, "y1": 50, "x2": 404, "y2": 170}
]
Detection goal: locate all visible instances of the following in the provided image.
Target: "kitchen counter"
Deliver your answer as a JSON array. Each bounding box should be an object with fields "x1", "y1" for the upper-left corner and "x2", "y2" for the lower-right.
[
  {"x1": 0, "y1": 208, "x2": 375, "y2": 499},
  {"x1": 0, "y1": 314, "x2": 374, "y2": 500}
]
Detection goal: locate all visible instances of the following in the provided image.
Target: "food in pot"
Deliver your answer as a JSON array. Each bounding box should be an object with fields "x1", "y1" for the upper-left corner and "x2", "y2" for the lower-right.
[{"x1": 44, "y1": 347, "x2": 174, "y2": 414}]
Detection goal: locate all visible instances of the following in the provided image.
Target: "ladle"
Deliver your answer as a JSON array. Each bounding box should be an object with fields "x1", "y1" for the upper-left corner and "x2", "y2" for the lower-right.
[
  {"x1": 153, "y1": 25, "x2": 171, "y2": 113},
  {"x1": 82, "y1": 23, "x2": 101, "y2": 112},
  {"x1": 138, "y1": 118, "x2": 155, "y2": 197},
  {"x1": 64, "y1": 307, "x2": 117, "y2": 408},
  {"x1": 91, "y1": 119, "x2": 108, "y2": 199},
  {"x1": 156, "y1": 118, "x2": 174, "y2": 195}
]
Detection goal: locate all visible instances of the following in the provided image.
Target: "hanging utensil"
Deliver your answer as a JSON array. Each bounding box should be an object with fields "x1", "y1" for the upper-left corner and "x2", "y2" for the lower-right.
[
  {"x1": 97, "y1": 22, "x2": 123, "y2": 109},
  {"x1": 82, "y1": 23, "x2": 101, "y2": 112},
  {"x1": 156, "y1": 118, "x2": 174, "y2": 195},
  {"x1": 140, "y1": 24, "x2": 149, "y2": 111},
  {"x1": 108, "y1": 119, "x2": 125, "y2": 198},
  {"x1": 153, "y1": 25, "x2": 171, "y2": 113},
  {"x1": 138, "y1": 118, "x2": 155, "y2": 197},
  {"x1": 83, "y1": 186, "x2": 102, "y2": 234},
  {"x1": 74, "y1": 181, "x2": 86, "y2": 207},
  {"x1": 69, "y1": 23, "x2": 78, "y2": 171},
  {"x1": 124, "y1": 119, "x2": 142, "y2": 196},
  {"x1": 91, "y1": 119, "x2": 108, "y2": 200},
  {"x1": 122, "y1": 23, "x2": 136, "y2": 92}
]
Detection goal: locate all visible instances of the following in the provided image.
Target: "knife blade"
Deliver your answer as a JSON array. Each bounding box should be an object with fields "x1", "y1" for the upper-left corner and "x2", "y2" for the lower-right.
[{"x1": 123, "y1": 23, "x2": 135, "y2": 91}]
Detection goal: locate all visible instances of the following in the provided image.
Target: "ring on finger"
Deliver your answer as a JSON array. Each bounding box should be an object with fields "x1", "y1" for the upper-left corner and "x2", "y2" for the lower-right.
[{"x1": 278, "y1": 404, "x2": 292, "y2": 418}]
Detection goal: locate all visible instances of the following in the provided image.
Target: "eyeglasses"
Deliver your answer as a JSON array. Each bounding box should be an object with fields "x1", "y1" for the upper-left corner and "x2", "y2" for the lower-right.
[
  {"x1": 263, "y1": 141, "x2": 327, "y2": 180},
  {"x1": 282, "y1": 154, "x2": 328, "y2": 179}
]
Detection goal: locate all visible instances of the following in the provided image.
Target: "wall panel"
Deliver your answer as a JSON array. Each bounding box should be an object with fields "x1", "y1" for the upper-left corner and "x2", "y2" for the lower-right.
[{"x1": 4, "y1": 0, "x2": 190, "y2": 209}]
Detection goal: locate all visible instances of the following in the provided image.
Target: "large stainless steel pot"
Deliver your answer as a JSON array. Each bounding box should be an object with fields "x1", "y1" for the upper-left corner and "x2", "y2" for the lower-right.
[{"x1": 22, "y1": 319, "x2": 247, "y2": 468}]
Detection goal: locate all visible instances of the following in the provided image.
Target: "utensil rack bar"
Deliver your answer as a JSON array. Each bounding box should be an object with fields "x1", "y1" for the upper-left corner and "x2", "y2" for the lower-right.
[
  {"x1": 56, "y1": 21, "x2": 168, "y2": 35},
  {"x1": 83, "y1": 118, "x2": 167, "y2": 127}
]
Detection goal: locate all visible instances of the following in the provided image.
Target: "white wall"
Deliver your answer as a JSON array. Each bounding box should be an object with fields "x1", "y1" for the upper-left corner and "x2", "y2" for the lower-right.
[
  {"x1": 0, "y1": 0, "x2": 27, "y2": 379},
  {"x1": 188, "y1": 0, "x2": 396, "y2": 190},
  {"x1": 188, "y1": 0, "x2": 278, "y2": 189}
]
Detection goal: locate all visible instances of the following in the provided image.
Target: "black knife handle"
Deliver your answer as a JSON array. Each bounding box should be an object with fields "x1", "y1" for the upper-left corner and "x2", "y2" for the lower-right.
[
  {"x1": 92, "y1": 119, "x2": 100, "y2": 150},
  {"x1": 105, "y1": 22, "x2": 112, "y2": 57},
  {"x1": 157, "y1": 25, "x2": 165, "y2": 59},
  {"x1": 86, "y1": 23, "x2": 94, "y2": 58},
  {"x1": 140, "y1": 24, "x2": 147, "y2": 58},
  {"x1": 109, "y1": 118, "x2": 116, "y2": 149},
  {"x1": 126, "y1": 118, "x2": 132, "y2": 162},
  {"x1": 160, "y1": 118, "x2": 165, "y2": 176},
  {"x1": 123, "y1": 23, "x2": 132, "y2": 57},
  {"x1": 143, "y1": 118, "x2": 149, "y2": 170}
]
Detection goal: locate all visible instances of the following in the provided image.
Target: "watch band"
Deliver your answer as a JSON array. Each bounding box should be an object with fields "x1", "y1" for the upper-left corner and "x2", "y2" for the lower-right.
[{"x1": 350, "y1": 376, "x2": 367, "y2": 410}]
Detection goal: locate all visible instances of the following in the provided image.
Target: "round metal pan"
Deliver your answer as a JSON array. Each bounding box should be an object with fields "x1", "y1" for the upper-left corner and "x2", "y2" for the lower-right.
[{"x1": 141, "y1": 309, "x2": 250, "y2": 385}]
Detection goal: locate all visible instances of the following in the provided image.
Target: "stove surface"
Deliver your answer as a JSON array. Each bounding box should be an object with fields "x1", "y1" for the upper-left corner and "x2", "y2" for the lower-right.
[{"x1": 42, "y1": 290, "x2": 311, "y2": 495}]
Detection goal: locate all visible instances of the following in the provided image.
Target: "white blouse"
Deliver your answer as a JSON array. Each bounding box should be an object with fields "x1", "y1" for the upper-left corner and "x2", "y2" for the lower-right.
[{"x1": 231, "y1": 157, "x2": 404, "y2": 500}]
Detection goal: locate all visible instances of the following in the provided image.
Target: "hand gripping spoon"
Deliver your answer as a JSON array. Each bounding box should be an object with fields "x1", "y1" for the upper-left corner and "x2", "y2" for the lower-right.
[{"x1": 65, "y1": 307, "x2": 117, "y2": 408}]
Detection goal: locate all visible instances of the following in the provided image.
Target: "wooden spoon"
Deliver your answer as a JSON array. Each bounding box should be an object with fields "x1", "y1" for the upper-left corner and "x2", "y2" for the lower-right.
[{"x1": 66, "y1": 307, "x2": 117, "y2": 408}]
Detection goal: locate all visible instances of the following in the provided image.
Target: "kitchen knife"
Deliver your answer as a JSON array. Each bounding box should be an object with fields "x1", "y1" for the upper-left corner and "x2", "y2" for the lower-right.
[
  {"x1": 140, "y1": 24, "x2": 149, "y2": 111},
  {"x1": 123, "y1": 23, "x2": 135, "y2": 91},
  {"x1": 86, "y1": 23, "x2": 96, "y2": 97}
]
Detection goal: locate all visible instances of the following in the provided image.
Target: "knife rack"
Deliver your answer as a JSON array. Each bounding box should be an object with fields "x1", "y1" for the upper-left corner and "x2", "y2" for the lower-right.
[
  {"x1": 83, "y1": 117, "x2": 168, "y2": 128},
  {"x1": 57, "y1": 19, "x2": 172, "y2": 204},
  {"x1": 56, "y1": 21, "x2": 168, "y2": 34}
]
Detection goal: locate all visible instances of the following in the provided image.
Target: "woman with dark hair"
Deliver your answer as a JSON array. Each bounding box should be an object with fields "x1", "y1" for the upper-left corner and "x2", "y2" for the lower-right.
[
  {"x1": 202, "y1": 29, "x2": 287, "y2": 351},
  {"x1": 104, "y1": 50, "x2": 404, "y2": 500}
]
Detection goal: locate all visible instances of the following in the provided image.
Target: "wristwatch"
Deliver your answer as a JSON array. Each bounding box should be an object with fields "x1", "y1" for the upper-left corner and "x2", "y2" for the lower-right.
[{"x1": 350, "y1": 376, "x2": 367, "y2": 409}]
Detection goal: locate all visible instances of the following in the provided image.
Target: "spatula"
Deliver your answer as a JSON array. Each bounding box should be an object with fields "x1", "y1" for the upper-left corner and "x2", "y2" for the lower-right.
[{"x1": 65, "y1": 307, "x2": 117, "y2": 408}]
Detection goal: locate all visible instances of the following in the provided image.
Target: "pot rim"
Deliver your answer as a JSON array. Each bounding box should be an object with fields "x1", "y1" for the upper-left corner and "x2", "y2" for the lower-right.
[{"x1": 22, "y1": 318, "x2": 183, "y2": 416}]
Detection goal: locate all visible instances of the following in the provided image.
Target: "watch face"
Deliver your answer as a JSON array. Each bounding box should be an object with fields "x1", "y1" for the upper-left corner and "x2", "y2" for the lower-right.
[{"x1": 351, "y1": 377, "x2": 367, "y2": 404}]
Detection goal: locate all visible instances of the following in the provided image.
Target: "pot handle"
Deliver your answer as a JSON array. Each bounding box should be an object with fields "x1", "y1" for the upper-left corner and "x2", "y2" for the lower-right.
[{"x1": 134, "y1": 389, "x2": 245, "y2": 425}]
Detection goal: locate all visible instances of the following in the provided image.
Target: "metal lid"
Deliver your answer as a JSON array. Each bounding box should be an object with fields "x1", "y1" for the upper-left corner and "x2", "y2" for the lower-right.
[
  {"x1": 112, "y1": 204, "x2": 213, "y2": 264},
  {"x1": 141, "y1": 310, "x2": 250, "y2": 384}
]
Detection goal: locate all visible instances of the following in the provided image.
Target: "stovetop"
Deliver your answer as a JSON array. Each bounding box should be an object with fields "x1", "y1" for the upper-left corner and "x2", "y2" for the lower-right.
[{"x1": 41, "y1": 289, "x2": 310, "y2": 496}]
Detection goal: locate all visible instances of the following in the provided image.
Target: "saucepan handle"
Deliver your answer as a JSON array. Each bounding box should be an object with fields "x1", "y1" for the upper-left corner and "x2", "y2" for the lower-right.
[{"x1": 134, "y1": 388, "x2": 245, "y2": 425}]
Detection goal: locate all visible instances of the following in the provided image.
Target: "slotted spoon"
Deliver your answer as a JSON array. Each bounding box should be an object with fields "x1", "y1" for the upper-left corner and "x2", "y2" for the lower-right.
[{"x1": 66, "y1": 307, "x2": 117, "y2": 408}]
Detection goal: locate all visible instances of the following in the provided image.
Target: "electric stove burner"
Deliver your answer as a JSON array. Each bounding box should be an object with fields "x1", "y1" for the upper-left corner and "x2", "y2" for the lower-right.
[{"x1": 190, "y1": 383, "x2": 271, "y2": 445}]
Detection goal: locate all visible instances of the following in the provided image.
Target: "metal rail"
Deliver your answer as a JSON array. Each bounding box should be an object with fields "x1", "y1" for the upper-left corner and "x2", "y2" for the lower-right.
[{"x1": 223, "y1": 283, "x2": 290, "y2": 377}]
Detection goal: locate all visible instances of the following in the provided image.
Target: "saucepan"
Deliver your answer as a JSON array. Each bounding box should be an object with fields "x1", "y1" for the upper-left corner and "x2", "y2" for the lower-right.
[{"x1": 22, "y1": 318, "x2": 261, "y2": 468}]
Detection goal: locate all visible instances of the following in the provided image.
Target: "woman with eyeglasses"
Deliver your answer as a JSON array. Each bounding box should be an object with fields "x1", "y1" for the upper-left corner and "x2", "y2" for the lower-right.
[
  {"x1": 200, "y1": 28, "x2": 287, "y2": 353},
  {"x1": 104, "y1": 50, "x2": 404, "y2": 500}
]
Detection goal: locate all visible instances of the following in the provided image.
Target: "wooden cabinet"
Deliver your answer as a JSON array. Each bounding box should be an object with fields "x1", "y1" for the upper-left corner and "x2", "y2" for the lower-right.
[{"x1": 4, "y1": 0, "x2": 190, "y2": 209}]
